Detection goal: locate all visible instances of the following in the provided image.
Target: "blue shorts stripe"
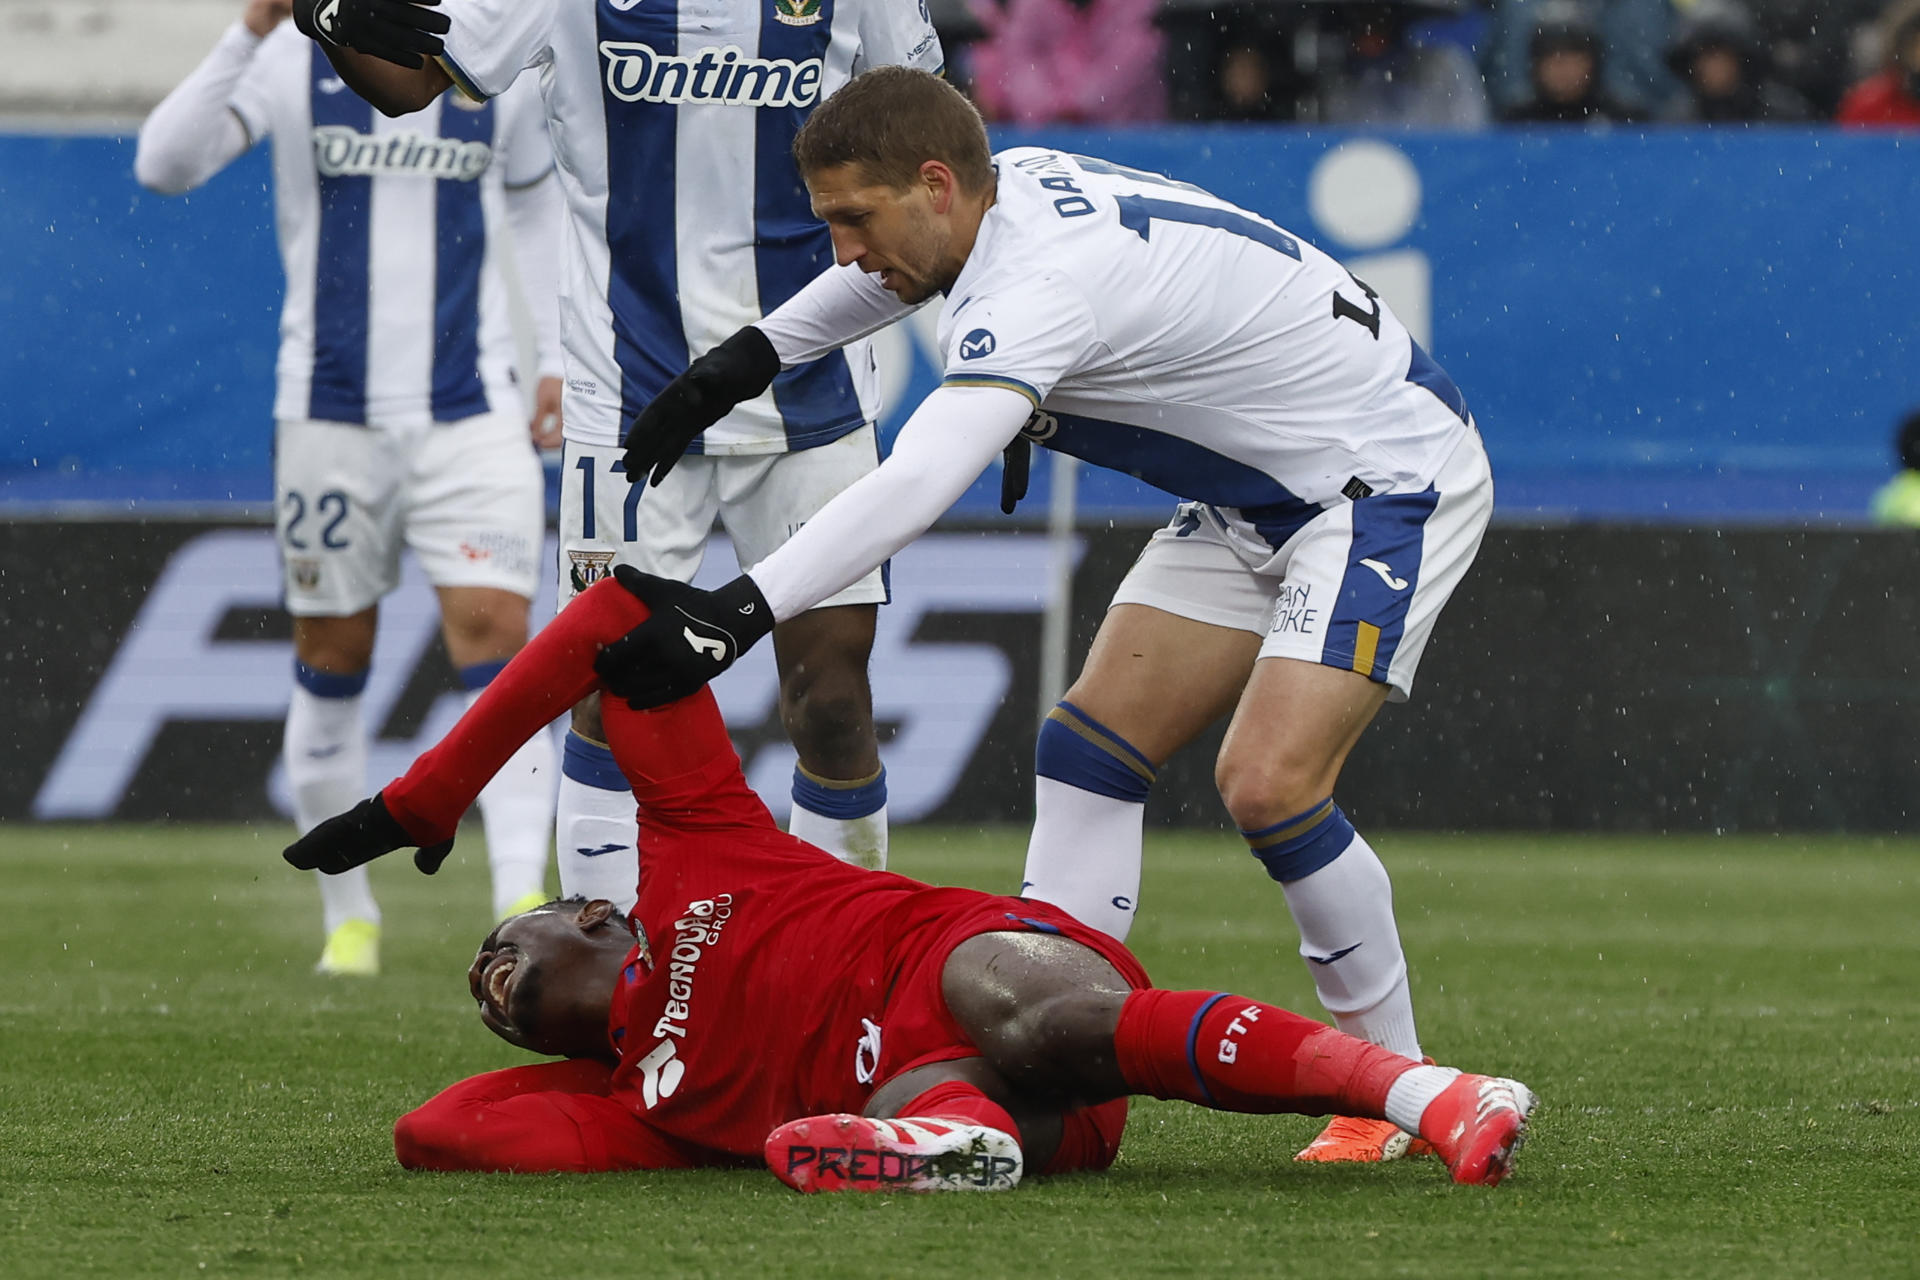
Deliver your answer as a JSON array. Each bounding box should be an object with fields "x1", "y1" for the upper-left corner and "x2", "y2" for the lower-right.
[
  {"x1": 1184, "y1": 992, "x2": 1231, "y2": 1106},
  {"x1": 431, "y1": 92, "x2": 492, "y2": 421},
  {"x1": 754, "y1": 0, "x2": 863, "y2": 451},
  {"x1": 600, "y1": 0, "x2": 689, "y2": 435},
  {"x1": 307, "y1": 45, "x2": 372, "y2": 424},
  {"x1": 561, "y1": 731, "x2": 627, "y2": 791},
  {"x1": 1327, "y1": 488, "x2": 1441, "y2": 683},
  {"x1": 790, "y1": 764, "x2": 888, "y2": 821}
]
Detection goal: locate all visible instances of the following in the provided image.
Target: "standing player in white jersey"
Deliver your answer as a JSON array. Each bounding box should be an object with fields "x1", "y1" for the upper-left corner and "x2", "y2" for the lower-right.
[
  {"x1": 136, "y1": 0, "x2": 562, "y2": 975},
  {"x1": 289, "y1": 0, "x2": 945, "y2": 903},
  {"x1": 601, "y1": 67, "x2": 1499, "y2": 1166}
]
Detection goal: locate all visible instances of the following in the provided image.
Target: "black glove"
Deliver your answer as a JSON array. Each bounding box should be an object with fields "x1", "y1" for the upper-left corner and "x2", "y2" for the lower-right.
[
  {"x1": 293, "y1": 0, "x2": 450, "y2": 71},
  {"x1": 282, "y1": 792, "x2": 456, "y2": 876},
  {"x1": 1000, "y1": 438, "x2": 1031, "y2": 515},
  {"x1": 593, "y1": 565, "x2": 775, "y2": 708},
  {"x1": 621, "y1": 327, "x2": 781, "y2": 487}
]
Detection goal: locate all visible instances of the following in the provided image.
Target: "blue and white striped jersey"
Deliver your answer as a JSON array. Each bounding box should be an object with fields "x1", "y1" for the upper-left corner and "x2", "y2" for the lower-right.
[
  {"x1": 222, "y1": 26, "x2": 556, "y2": 427},
  {"x1": 436, "y1": 0, "x2": 944, "y2": 453}
]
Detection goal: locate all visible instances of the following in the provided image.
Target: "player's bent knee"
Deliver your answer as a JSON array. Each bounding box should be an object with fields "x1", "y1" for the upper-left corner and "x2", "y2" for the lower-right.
[
  {"x1": 1215, "y1": 753, "x2": 1329, "y2": 833},
  {"x1": 974, "y1": 988, "x2": 1128, "y2": 1099}
]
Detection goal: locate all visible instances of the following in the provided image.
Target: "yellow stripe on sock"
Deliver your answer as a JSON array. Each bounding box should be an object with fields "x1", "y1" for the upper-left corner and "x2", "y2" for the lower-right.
[
  {"x1": 1047, "y1": 706, "x2": 1157, "y2": 783},
  {"x1": 1244, "y1": 798, "x2": 1335, "y2": 850},
  {"x1": 795, "y1": 764, "x2": 885, "y2": 790}
]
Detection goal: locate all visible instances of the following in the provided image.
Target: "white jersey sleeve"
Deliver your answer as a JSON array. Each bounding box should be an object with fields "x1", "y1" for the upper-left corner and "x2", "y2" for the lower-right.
[
  {"x1": 755, "y1": 264, "x2": 922, "y2": 368},
  {"x1": 496, "y1": 77, "x2": 557, "y2": 189},
  {"x1": 134, "y1": 22, "x2": 269, "y2": 194},
  {"x1": 937, "y1": 270, "x2": 1101, "y2": 407},
  {"x1": 747, "y1": 385, "x2": 1034, "y2": 620},
  {"x1": 853, "y1": 0, "x2": 944, "y2": 74},
  {"x1": 437, "y1": 0, "x2": 556, "y2": 100}
]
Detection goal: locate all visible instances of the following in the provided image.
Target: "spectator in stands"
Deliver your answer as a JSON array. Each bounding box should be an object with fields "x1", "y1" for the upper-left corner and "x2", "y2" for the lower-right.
[
  {"x1": 1484, "y1": 0, "x2": 1671, "y2": 114},
  {"x1": 1870, "y1": 412, "x2": 1920, "y2": 525},
  {"x1": 1748, "y1": 0, "x2": 1887, "y2": 117},
  {"x1": 1499, "y1": 0, "x2": 1649, "y2": 122},
  {"x1": 1217, "y1": 40, "x2": 1288, "y2": 122},
  {"x1": 1316, "y1": 2, "x2": 1492, "y2": 127},
  {"x1": 1659, "y1": 0, "x2": 1812, "y2": 122},
  {"x1": 1835, "y1": 0, "x2": 1920, "y2": 125},
  {"x1": 966, "y1": 0, "x2": 1167, "y2": 124}
]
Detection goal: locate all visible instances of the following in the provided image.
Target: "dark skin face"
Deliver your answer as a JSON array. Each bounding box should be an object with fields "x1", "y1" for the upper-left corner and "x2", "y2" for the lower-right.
[
  {"x1": 468, "y1": 899, "x2": 636, "y2": 1062},
  {"x1": 805, "y1": 161, "x2": 997, "y2": 306}
]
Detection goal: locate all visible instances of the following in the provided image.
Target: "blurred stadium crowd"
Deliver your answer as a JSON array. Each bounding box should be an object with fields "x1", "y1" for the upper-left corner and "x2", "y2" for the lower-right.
[
  {"x1": 935, "y1": 0, "x2": 1920, "y2": 127},
  {"x1": 6, "y1": 0, "x2": 1919, "y2": 127}
]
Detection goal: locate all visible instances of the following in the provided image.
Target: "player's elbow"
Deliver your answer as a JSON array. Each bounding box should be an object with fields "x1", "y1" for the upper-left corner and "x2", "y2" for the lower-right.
[
  {"x1": 393, "y1": 1104, "x2": 478, "y2": 1171},
  {"x1": 362, "y1": 72, "x2": 446, "y2": 118},
  {"x1": 132, "y1": 141, "x2": 193, "y2": 196},
  {"x1": 371, "y1": 90, "x2": 434, "y2": 119}
]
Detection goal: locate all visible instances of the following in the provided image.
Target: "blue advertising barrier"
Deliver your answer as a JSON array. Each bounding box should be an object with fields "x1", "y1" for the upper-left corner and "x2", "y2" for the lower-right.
[{"x1": 4, "y1": 127, "x2": 1916, "y2": 521}]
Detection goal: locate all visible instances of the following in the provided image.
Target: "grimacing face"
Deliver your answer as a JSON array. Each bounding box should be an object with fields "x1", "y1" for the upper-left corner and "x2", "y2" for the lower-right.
[
  {"x1": 468, "y1": 900, "x2": 630, "y2": 1053},
  {"x1": 806, "y1": 162, "x2": 957, "y2": 305}
]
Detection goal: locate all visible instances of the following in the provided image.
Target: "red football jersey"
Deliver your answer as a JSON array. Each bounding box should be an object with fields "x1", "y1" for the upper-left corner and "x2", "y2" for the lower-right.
[{"x1": 599, "y1": 817, "x2": 1146, "y2": 1163}]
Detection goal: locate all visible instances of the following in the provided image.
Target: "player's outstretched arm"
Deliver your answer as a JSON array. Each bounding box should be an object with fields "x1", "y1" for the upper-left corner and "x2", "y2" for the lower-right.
[
  {"x1": 622, "y1": 266, "x2": 921, "y2": 486},
  {"x1": 293, "y1": 0, "x2": 451, "y2": 114},
  {"x1": 283, "y1": 577, "x2": 757, "y2": 874},
  {"x1": 595, "y1": 385, "x2": 1033, "y2": 709}
]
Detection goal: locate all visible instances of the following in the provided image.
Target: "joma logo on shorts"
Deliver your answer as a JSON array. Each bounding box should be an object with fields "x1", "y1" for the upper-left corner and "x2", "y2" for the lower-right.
[{"x1": 599, "y1": 42, "x2": 824, "y2": 107}]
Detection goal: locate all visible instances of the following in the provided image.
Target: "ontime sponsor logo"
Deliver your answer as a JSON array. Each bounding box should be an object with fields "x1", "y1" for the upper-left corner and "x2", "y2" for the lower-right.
[{"x1": 600, "y1": 42, "x2": 825, "y2": 107}]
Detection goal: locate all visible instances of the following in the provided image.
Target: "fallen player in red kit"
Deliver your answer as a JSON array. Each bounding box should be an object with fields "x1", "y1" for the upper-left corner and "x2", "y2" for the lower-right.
[{"x1": 285, "y1": 571, "x2": 1537, "y2": 1192}]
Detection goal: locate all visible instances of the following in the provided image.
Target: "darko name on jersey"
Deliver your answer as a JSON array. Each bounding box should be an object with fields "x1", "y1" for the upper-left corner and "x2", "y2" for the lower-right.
[
  {"x1": 600, "y1": 42, "x2": 825, "y2": 108},
  {"x1": 312, "y1": 128, "x2": 493, "y2": 181}
]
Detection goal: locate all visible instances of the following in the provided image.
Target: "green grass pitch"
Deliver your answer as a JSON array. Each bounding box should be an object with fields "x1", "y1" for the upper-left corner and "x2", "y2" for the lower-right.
[{"x1": 3, "y1": 824, "x2": 1915, "y2": 1278}]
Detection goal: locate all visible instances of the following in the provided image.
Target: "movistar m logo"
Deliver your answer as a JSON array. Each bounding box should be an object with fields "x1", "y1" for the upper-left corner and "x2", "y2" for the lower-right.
[
  {"x1": 312, "y1": 128, "x2": 492, "y2": 181},
  {"x1": 599, "y1": 42, "x2": 824, "y2": 107}
]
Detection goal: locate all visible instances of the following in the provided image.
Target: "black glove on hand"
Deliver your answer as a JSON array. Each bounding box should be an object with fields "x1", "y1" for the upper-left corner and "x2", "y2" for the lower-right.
[
  {"x1": 1000, "y1": 438, "x2": 1032, "y2": 515},
  {"x1": 282, "y1": 792, "x2": 456, "y2": 877},
  {"x1": 293, "y1": 0, "x2": 450, "y2": 70},
  {"x1": 621, "y1": 327, "x2": 781, "y2": 487},
  {"x1": 594, "y1": 565, "x2": 775, "y2": 708}
]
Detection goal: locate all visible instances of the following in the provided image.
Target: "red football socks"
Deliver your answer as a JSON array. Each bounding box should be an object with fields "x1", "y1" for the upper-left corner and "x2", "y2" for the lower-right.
[{"x1": 1112, "y1": 988, "x2": 1417, "y2": 1118}]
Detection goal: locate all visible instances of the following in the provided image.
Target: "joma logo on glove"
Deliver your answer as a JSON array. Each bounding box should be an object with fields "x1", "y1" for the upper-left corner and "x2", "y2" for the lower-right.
[
  {"x1": 599, "y1": 42, "x2": 824, "y2": 107},
  {"x1": 312, "y1": 128, "x2": 492, "y2": 181},
  {"x1": 683, "y1": 628, "x2": 727, "y2": 661},
  {"x1": 314, "y1": 0, "x2": 341, "y2": 35}
]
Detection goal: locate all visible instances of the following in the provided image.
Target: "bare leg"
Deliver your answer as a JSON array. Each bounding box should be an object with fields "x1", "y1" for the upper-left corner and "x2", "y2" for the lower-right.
[{"x1": 773, "y1": 604, "x2": 888, "y2": 868}]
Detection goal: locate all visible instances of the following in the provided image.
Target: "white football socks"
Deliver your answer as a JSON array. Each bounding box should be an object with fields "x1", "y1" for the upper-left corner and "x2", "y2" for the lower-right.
[
  {"x1": 285, "y1": 674, "x2": 379, "y2": 934},
  {"x1": 466, "y1": 688, "x2": 555, "y2": 918},
  {"x1": 1019, "y1": 776, "x2": 1145, "y2": 941},
  {"x1": 1384, "y1": 1063, "x2": 1462, "y2": 1135},
  {"x1": 1279, "y1": 831, "x2": 1422, "y2": 1060},
  {"x1": 788, "y1": 765, "x2": 889, "y2": 870},
  {"x1": 554, "y1": 732, "x2": 641, "y2": 914}
]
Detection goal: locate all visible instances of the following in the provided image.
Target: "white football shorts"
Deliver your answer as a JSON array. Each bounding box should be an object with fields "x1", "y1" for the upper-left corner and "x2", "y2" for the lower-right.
[
  {"x1": 275, "y1": 408, "x2": 544, "y2": 617},
  {"x1": 1109, "y1": 428, "x2": 1493, "y2": 702},
  {"x1": 556, "y1": 427, "x2": 890, "y2": 610}
]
